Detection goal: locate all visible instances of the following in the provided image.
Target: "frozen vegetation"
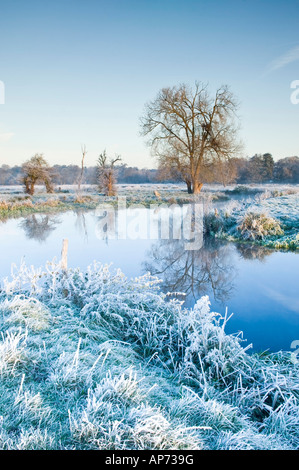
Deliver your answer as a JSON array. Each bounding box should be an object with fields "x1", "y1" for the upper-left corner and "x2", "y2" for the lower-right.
[
  {"x1": 0, "y1": 261, "x2": 298, "y2": 450},
  {"x1": 204, "y1": 188, "x2": 299, "y2": 251}
]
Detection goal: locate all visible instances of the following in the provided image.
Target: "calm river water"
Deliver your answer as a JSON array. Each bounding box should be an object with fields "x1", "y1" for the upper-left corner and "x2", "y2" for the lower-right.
[{"x1": 0, "y1": 208, "x2": 298, "y2": 354}]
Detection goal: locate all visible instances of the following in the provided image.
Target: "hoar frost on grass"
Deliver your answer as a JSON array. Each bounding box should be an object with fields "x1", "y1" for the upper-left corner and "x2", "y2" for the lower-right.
[
  {"x1": 205, "y1": 192, "x2": 299, "y2": 251},
  {"x1": 0, "y1": 261, "x2": 298, "y2": 450},
  {"x1": 237, "y1": 212, "x2": 284, "y2": 241}
]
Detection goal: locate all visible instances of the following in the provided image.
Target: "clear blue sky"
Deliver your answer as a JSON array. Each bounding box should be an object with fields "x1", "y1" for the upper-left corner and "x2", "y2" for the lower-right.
[{"x1": 0, "y1": 0, "x2": 299, "y2": 168}]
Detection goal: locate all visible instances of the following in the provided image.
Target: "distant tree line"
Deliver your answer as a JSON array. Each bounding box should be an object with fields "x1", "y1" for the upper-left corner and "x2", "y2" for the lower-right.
[
  {"x1": 1, "y1": 154, "x2": 299, "y2": 186},
  {"x1": 228, "y1": 154, "x2": 299, "y2": 185},
  {"x1": 0, "y1": 163, "x2": 159, "y2": 186}
]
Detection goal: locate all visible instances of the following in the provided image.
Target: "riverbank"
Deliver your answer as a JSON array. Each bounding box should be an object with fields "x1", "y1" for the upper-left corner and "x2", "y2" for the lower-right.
[
  {"x1": 0, "y1": 183, "x2": 226, "y2": 223},
  {"x1": 0, "y1": 261, "x2": 298, "y2": 450},
  {"x1": 1, "y1": 184, "x2": 299, "y2": 252},
  {"x1": 205, "y1": 191, "x2": 299, "y2": 251}
]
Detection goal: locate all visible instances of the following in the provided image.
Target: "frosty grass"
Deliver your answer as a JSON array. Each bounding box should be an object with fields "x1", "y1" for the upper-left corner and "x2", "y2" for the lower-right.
[{"x1": 0, "y1": 260, "x2": 298, "y2": 450}]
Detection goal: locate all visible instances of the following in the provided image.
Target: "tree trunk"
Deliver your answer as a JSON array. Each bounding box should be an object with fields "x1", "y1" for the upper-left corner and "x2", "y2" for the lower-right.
[
  {"x1": 192, "y1": 181, "x2": 203, "y2": 194},
  {"x1": 24, "y1": 177, "x2": 30, "y2": 194},
  {"x1": 186, "y1": 181, "x2": 192, "y2": 194},
  {"x1": 29, "y1": 181, "x2": 35, "y2": 195},
  {"x1": 106, "y1": 173, "x2": 116, "y2": 196},
  {"x1": 45, "y1": 178, "x2": 54, "y2": 193}
]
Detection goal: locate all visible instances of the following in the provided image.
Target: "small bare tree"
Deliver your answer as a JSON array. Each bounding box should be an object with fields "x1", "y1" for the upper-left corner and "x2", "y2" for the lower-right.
[
  {"x1": 97, "y1": 150, "x2": 121, "y2": 196},
  {"x1": 22, "y1": 154, "x2": 54, "y2": 195},
  {"x1": 140, "y1": 82, "x2": 241, "y2": 194},
  {"x1": 77, "y1": 144, "x2": 87, "y2": 192}
]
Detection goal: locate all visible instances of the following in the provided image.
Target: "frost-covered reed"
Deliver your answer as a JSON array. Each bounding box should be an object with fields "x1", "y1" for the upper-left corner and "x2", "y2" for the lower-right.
[{"x1": 0, "y1": 261, "x2": 298, "y2": 450}]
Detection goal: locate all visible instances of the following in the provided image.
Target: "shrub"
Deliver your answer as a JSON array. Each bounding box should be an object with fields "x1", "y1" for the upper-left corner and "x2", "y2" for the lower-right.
[{"x1": 237, "y1": 212, "x2": 284, "y2": 241}]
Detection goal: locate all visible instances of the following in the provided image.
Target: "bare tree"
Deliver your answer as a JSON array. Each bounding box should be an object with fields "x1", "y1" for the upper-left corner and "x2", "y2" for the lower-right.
[
  {"x1": 77, "y1": 144, "x2": 87, "y2": 192},
  {"x1": 208, "y1": 158, "x2": 238, "y2": 186},
  {"x1": 140, "y1": 82, "x2": 241, "y2": 194},
  {"x1": 97, "y1": 150, "x2": 121, "y2": 196},
  {"x1": 22, "y1": 154, "x2": 54, "y2": 195}
]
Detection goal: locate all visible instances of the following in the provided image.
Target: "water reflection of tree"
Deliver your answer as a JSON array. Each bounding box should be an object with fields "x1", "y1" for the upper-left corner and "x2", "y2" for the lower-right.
[
  {"x1": 74, "y1": 209, "x2": 88, "y2": 241},
  {"x1": 143, "y1": 238, "x2": 237, "y2": 307},
  {"x1": 19, "y1": 214, "x2": 60, "y2": 243},
  {"x1": 235, "y1": 243, "x2": 273, "y2": 262}
]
